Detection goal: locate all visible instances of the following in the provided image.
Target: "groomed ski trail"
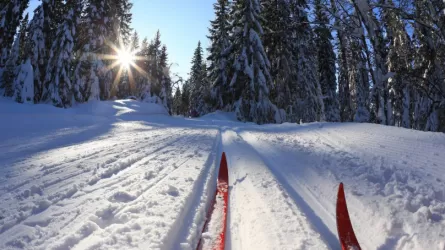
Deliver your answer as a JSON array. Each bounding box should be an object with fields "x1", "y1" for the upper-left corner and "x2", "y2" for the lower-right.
[
  {"x1": 222, "y1": 129, "x2": 330, "y2": 250},
  {"x1": 0, "y1": 116, "x2": 223, "y2": 250}
]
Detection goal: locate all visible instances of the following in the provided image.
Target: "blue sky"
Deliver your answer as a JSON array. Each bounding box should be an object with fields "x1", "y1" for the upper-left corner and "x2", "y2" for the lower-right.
[{"x1": 27, "y1": 0, "x2": 215, "y2": 80}]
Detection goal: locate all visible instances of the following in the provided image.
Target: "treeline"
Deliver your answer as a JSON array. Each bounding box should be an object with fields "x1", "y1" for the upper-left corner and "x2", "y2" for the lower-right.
[
  {"x1": 0, "y1": 0, "x2": 172, "y2": 110},
  {"x1": 173, "y1": 0, "x2": 445, "y2": 132}
]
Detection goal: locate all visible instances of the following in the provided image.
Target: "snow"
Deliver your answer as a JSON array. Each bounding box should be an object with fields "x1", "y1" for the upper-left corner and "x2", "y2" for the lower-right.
[{"x1": 0, "y1": 102, "x2": 445, "y2": 249}]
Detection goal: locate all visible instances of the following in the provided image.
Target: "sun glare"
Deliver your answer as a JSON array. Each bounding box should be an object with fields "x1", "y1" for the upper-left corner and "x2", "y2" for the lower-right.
[{"x1": 117, "y1": 49, "x2": 134, "y2": 69}]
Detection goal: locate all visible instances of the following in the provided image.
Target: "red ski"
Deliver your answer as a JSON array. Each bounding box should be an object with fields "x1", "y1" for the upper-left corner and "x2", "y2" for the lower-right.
[
  {"x1": 197, "y1": 152, "x2": 229, "y2": 250},
  {"x1": 336, "y1": 183, "x2": 361, "y2": 250}
]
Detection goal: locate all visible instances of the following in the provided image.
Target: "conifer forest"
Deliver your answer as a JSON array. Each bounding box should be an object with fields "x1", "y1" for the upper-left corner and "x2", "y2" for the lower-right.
[{"x1": 1, "y1": 0, "x2": 445, "y2": 132}]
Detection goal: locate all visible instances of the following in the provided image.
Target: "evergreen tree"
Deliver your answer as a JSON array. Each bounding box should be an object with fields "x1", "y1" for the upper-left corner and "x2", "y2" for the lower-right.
[
  {"x1": 2, "y1": 33, "x2": 21, "y2": 97},
  {"x1": 173, "y1": 86, "x2": 182, "y2": 115},
  {"x1": 262, "y1": 0, "x2": 294, "y2": 117},
  {"x1": 1, "y1": 13, "x2": 28, "y2": 97},
  {"x1": 314, "y1": 0, "x2": 340, "y2": 122},
  {"x1": 146, "y1": 30, "x2": 162, "y2": 97},
  {"x1": 13, "y1": 58, "x2": 34, "y2": 103},
  {"x1": 382, "y1": 0, "x2": 413, "y2": 128},
  {"x1": 135, "y1": 37, "x2": 150, "y2": 97},
  {"x1": 352, "y1": 0, "x2": 389, "y2": 125},
  {"x1": 228, "y1": 0, "x2": 280, "y2": 124},
  {"x1": 290, "y1": 0, "x2": 325, "y2": 123},
  {"x1": 159, "y1": 44, "x2": 172, "y2": 112},
  {"x1": 73, "y1": 0, "x2": 111, "y2": 103},
  {"x1": 411, "y1": 0, "x2": 445, "y2": 131},
  {"x1": 43, "y1": 0, "x2": 82, "y2": 107},
  {"x1": 17, "y1": 13, "x2": 29, "y2": 63},
  {"x1": 27, "y1": 4, "x2": 45, "y2": 103},
  {"x1": 181, "y1": 80, "x2": 191, "y2": 115},
  {"x1": 207, "y1": 0, "x2": 231, "y2": 111},
  {"x1": 189, "y1": 41, "x2": 205, "y2": 116},
  {"x1": 0, "y1": 0, "x2": 29, "y2": 66},
  {"x1": 346, "y1": 12, "x2": 370, "y2": 123},
  {"x1": 130, "y1": 31, "x2": 140, "y2": 52}
]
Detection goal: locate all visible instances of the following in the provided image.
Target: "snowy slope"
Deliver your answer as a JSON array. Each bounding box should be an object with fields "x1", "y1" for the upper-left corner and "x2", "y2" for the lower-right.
[{"x1": 0, "y1": 102, "x2": 444, "y2": 250}]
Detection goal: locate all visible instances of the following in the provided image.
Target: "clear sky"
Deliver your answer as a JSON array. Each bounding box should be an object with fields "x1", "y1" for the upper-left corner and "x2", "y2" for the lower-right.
[{"x1": 27, "y1": 0, "x2": 215, "y2": 80}]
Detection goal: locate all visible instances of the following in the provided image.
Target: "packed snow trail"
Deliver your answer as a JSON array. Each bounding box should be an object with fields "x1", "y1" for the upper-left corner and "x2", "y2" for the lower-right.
[
  {"x1": 237, "y1": 123, "x2": 445, "y2": 249},
  {"x1": 222, "y1": 129, "x2": 330, "y2": 250},
  {"x1": 0, "y1": 100, "x2": 222, "y2": 250},
  {"x1": 1, "y1": 101, "x2": 445, "y2": 250}
]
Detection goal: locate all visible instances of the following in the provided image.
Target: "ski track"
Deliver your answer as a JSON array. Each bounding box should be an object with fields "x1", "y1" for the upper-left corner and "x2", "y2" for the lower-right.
[
  {"x1": 1, "y1": 100, "x2": 445, "y2": 250},
  {"x1": 222, "y1": 129, "x2": 329, "y2": 250},
  {"x1": 0, "y1": 118, "x2": 220, "y2": 250},
  {"x1": 237, "y1": 123, "x2": 445, "y2": 250}
]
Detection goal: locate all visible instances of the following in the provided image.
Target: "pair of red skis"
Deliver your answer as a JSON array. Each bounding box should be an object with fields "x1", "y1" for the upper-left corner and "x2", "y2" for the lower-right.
[{"x1": 198, "y1": 152, "x2": 361, "y2": 250}]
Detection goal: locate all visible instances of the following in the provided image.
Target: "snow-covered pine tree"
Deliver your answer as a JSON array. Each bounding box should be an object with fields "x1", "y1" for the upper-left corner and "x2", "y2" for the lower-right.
[
  {"x1": 352, "y1": 0, "x2": 389, "y2": 125},
  {"x1": 144, "y1": 30, "x2": 162, "y2": 99},
  {"x1": 99, "y1": 0, "x2": 132, "y2": 100},
  {"x1": 290, "y1": 0, "x2": 325, "y2": 123},
  {"x1": 262, "y1": 0, "x2": 294, "y2": 120},
  {"x1": 0, "y1": 0, "x2": 29, "y2": 67},
  {"x1": 314, "y1": 0, "x2": 340, "y2": 122},
  {"x1": 381, "y1": 0, "x2": 413, "y2": 128},
  {"x1": 12, "y1": 14, "x2": 34, "y2": 103},
  {"x1": 411, "y1": 0, "x2": 445, "y2": 131},
  {"x1": 43, "y1": 0, "x2": 82, "y2": 107},
  {"x1": 207, "y1": 0, "x2": 231, "y2": 111},
  {"x1": 135, "y1": 37, "x2": 150, "y2": 97},
  {"x1": 130, "y1": 31, "x2": 140, "y2": 52},
  {"x1": 181, "y1": 80, "x2": 191, "y2": 115},
  {"x1": 344, "y1": 11, "x2": 370, "y2": 123},
  {"x1": 13, "y1": 58, "x2": 34, "y2": 103},
  {"x1": 1, "y1": 32, "x2": 21, "y2": 97},
  {"x1": 73, "y1": 0, "x2": 113, "y2": 103},
  {"x1": 26, "y1": 1, "x2": 52, "y2": 102},
  {"x1": 228, "y1": 0, "x2": 281, "y2": 124},
  {"x1": 329, "y1": 0, "x2": 352, "y2": 122},
  {"x1": 159, "y1": 44, "x2": 172, "y2": 112},
  {"x1": 188, "y1": 41, "x2": 205, "y2": 116},
  {"x1": 17, "y1": 13, "x2": 29, "y2": 63},
  {"x1": 172, "y1": 87, "x2": 182, "y2": 115}
]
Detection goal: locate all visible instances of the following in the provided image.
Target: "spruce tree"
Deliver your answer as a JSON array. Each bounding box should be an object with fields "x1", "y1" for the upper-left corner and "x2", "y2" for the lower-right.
[
  {"x1": 135, "y1": 37, "x2": 150, "y2": 97},
  {"x1": 411, "y1": 0, "x2": 445, "y2": 131},
  {"x1": 290, "y1": 0, "x2": 325, "y2": 123},
  {"x1": 189, "y1": 41, "x2": 205, "y2": 116},
  {"x1": 173, "y1": 87, "x2": 182, "y2": 115},
  {"x1": 44, "y1": 0, "x2": 82, "y2": 107},
  {"x1": 13, "y1": 58, "x2": 34, "y2": 103},
  {"x1": 262, "y1": 0, "x2": 294, "y2": 117},
  {"x1": 207, "y1": 0, "x2": 231, "y2": 111},
  {"x1": 159, "y1": 45, "x2": 172, "y2": 112},
  {"x1": 229, "y1": 0, "x2": 280, "y2": 124},
  {"x1": 382, "y1": 0, "x2": 413, "y2": 128},
  {"x1": 130, "y1": 31, "x2": 140, "y2": 52},
  {"x1": 314, "y1": 0, "x2": 340, "y2": 122},
  {"x1": 0, "y1": 0, "x2": 29, "y2": 66},
  {"x1": 2, "y1": 33, "x2": 21, "y2": 97},
  {"x1": 73, "y1": 0, "x2": 111, "y2": 103},
  {"x1": 181, "y1": 80, "x2": 191, "y2": 115}
]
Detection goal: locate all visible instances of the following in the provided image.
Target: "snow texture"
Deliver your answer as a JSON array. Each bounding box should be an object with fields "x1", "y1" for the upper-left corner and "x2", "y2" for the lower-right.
[{"x1": 0, "y1": 100, "x2": 444, "y2": 249}]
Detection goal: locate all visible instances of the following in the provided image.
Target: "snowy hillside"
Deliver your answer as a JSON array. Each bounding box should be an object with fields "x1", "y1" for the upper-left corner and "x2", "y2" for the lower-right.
[{"x1": 0, "y1": 100, "x2": 444, "y2": 250}]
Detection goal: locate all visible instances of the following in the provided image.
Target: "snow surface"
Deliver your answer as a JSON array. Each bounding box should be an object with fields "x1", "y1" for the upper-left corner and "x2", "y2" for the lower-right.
[{"x1": 1, "y1": 99, "x2": 445, "y2": 249}]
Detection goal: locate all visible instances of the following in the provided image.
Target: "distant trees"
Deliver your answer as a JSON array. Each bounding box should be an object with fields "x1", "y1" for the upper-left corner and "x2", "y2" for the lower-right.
[
  {"x1": 0, "y1": 0, "x2": 172, "y2": 113},
  {"x1": 1, "y1": 0, "x2": 445, "y2": 132}
]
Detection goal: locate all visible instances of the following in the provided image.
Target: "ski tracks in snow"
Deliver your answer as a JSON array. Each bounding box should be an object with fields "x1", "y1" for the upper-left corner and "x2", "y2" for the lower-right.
[
  {"x1": 222, "y1": 129, "x2": 330, "y2": 250},
  {"x1": 237, "y1": 123, "x2": 445, "y2": 250},
  {"x1": 0, "y1": 120, "x2": 222, "y2": 250}
]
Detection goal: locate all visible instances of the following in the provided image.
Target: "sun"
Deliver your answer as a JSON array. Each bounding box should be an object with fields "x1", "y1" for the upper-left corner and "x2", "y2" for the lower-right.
[{"x1": 117, "y1": 48, "x2": 134, "y2": 69}]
